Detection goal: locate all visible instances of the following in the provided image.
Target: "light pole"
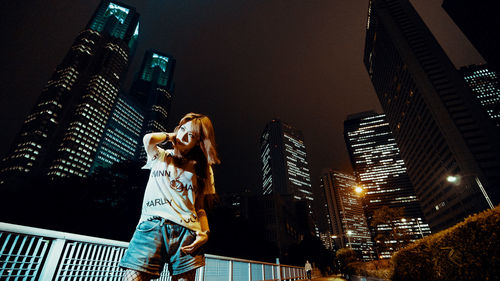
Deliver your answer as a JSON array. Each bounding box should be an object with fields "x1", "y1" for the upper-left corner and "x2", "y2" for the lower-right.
[
  {"x1": 447, "y1": 174, "x2": 494, "y2": 209},
  {"x1": 401, "y1": 218, "x2": 424, "y2": 239},
  {"x1": 346, "y1": 230, "x2": 353, "y2": 248}
]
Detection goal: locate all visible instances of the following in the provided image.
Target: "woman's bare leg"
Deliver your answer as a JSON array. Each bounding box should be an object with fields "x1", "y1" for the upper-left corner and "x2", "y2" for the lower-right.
[
  {"x1": 122, "y1": 269, "x2": 154, "y2": 281},
  {"x1": 172, "y1": 269, "x2": 197, "y2": 281}
]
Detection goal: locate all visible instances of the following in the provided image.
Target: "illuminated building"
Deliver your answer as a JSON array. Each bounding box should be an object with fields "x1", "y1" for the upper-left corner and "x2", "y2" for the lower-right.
[
  {"x1": 344, "y1": 111, "x2": 431, "y2": 257},
  {"x1": 259, "y1": 119, "x2": 317, "y2": 248},
  {"x1": 91, "y1": 49, "x2": 176, "y2": 170},
  {"x1": 0, "y1": 1, "x2": 139, "y2": 181},
  {"x1": 443, "y1": 0, "x2": 499, "y2": 71},
  {"x1": 363, "y1": 0, "x2": 500, "y2": 231},
  {"x1": 459, "y1": 64, "x2": 500, "y2": 128},
  {"x1": 260, "y1": 119, "x2": 313, "y2": 202},
  {"x1": 90, "y1": 93, "x2": 145, "y2": 173},
  {"x1": 320, "y1": 170, "x2": 374, "y2": 261},
  {"x1": 130, "y1": 50, "x2": 175, "y2": 134}
]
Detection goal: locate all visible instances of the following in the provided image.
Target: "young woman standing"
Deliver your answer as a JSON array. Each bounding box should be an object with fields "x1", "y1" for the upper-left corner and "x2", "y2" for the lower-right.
[{"x1": 120, "y1": 113, "x2": 220, "y2": 281}]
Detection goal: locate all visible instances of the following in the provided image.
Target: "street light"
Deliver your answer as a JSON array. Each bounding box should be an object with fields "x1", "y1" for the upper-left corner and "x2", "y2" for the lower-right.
[
  {"x1": 447, "y1": 174, "x2": 494, "y2": 209},
  {"x1": 355, "y1": 186, "x2": 363, "y2": 194},
  {"x1": 346, "y1": 230, "x2": 353, "y2": 248}
]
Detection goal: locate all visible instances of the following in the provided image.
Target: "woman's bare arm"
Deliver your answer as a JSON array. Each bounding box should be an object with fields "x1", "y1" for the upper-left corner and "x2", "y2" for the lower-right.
[{"x1": 143, "y1": 132, "x2": 175, "y2": 156}]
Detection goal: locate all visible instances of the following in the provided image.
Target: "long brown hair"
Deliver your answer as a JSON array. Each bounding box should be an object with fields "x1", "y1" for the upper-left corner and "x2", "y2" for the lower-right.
[{"x1": 173, "y1": 113, "x2": 220, "y2": 208}]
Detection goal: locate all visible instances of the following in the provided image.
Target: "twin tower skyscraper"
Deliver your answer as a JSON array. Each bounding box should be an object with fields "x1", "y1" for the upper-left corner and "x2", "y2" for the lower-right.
[{"x1": 0, "y1": 1, "x2": 175, "y2": 183}]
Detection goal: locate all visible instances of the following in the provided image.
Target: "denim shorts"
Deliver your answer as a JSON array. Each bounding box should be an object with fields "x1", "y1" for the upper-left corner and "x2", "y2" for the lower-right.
[{"x1": 119, "y1": 218, "x2": 205, "y2": 277}]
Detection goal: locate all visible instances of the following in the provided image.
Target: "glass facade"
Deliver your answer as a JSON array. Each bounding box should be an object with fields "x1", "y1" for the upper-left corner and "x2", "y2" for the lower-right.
[
  {"x1": 90, "y1": 94, "x2": 145, "y2": 173},
  {"x1": 344, "y1": 111, "x2": 431, "y2": 257}
]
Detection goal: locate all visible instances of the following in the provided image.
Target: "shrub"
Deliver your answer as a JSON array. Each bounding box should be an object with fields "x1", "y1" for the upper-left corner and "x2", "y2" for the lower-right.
[
  {"x1": 346, "y1": 259, "x2": 393, "y2": 279},
  {"x1": 391, "y1": 206, "x2": 500, "y2": 281}
]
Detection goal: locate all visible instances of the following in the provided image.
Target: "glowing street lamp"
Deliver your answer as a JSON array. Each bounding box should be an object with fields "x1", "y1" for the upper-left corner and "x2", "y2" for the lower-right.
[
  {"x1": 346, "y1": 230, "x2": 353, "y2": 248},
  {"x1": 446, "y1": 175, "x2": 458, "y2": 183},
  {"x1": 447, "y1": 174, "x2": 494, "y2": 209},
  {"x1": 355, "y1": 186, "x2": 363, "y2": 194}
]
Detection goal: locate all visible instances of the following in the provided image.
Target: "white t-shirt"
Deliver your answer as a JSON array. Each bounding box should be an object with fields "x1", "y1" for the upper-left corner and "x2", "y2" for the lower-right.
[{"x1": 139, "y1": 145, "x2": 215, "y2": 232}]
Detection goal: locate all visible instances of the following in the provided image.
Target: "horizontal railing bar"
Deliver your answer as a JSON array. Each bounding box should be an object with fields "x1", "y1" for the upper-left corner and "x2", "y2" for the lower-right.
[
  {"x1": 204, "y1": 253, "x2": 302, "y2": 268},
  {"x1": 0, "y1": 222, "x2": 128, "y2": 248}
]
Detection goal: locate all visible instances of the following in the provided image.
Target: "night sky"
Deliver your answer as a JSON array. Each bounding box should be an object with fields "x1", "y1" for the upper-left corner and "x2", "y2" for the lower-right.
[{"x1": 0, "y1": 0, "x2": 483, "y2": 194}]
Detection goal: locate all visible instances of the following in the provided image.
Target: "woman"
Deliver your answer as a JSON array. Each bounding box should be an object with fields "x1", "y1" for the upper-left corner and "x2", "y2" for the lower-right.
[{"x1": 120, "y1": 113, "x2": 220, "y2": 281}]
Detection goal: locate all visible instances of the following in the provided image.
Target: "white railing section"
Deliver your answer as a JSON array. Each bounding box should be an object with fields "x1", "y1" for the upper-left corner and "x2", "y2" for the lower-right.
[{"x1": 0, "y1": 222, "x2": 306, "y2": 281}]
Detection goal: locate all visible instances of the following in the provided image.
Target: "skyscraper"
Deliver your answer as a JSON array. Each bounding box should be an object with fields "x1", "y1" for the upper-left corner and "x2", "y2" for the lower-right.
[
  {"x1": 363, "y1": 0, "x2": 500, "y2": 231},
  {"x1": 0, "y1": 1, "x2": 139, "y2": 181},
  {"x1": 131, "y1": 50, "x2": 176, "y2": 134},
  {"x1": 91, "y1": 49, "x2": 177, "y2": 171},
  {"x1": 459, "y1": 64, "x2": 500, "y2": 128},
  {"x1": 442, "y1": 0, "x2": 499, "y2": 71},
  {"x1": 260, "y1": 119, "x2": 317, "y2": 238},
  {"x1": 344, "y1": 111, "x2": 430, "y2": 257},
  {"x1": 260, "y1": 119, "x2": 314, "y2": 205},
  {"x1": 320, "y1": 170, "x2": 374, "y2": 261}
]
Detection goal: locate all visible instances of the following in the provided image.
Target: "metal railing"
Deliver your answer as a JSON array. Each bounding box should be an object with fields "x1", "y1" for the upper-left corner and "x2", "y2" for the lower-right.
[{"x1": 0, "y1": 222, "x2": 306, "y2": 281}]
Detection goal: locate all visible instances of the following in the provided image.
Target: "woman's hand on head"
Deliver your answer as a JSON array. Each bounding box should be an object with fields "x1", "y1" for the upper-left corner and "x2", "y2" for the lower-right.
[{"x1": 164, "y1": 132, "x2": 176, "y2": 142}]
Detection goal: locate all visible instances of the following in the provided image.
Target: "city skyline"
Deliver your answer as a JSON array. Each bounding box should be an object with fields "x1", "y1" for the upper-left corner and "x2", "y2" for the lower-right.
[{"x1": 0, "y1": 0, "x2": 483, "y2": 194}]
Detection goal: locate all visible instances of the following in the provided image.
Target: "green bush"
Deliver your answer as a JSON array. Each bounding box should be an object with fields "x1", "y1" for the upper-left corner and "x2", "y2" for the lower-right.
[
  {"x1": 391, "y1": 206, "x2": 500, "y2": 281},
  {"x1": 346, "y1": 259, "x2": 393, "y2": 279}
]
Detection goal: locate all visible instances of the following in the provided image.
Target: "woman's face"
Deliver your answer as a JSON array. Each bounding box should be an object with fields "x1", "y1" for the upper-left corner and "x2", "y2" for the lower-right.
[{"x1": 176, "y1": 120, "x2": 199, "y2": 153}]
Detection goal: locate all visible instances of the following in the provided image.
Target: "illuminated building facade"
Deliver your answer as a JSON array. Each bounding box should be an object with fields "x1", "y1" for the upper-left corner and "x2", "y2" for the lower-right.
[
  {"x1": 90, "y1": 94, "x2": 145, "y2": 172},
  {"x1": 459, "y1": 64, "x2": 500, "y2": 128},
  {"x1": 131, "y1": 50, "x2": 175, "y2": 134},
  {"x1": 320, "y1": 170, "x2": 374, "y2": 261},
  {"x1": 260, "y1": 119, "x2": 317, "y2": 238},
  {"x1": 260, "y1": 119, "x2": 313, "y2": 201},
  {"x1": 0, "y1": 1, "x2": 139, "y2": 181},
  {"x1": 344, "y1": 112, "x2": 431, "y2": 257},
  {"x1": 363, "y1": 0, "x2": 500, "y2": 231},
  {"x1": 443, "y1": 0, "x2": 499, "y2": 71}
]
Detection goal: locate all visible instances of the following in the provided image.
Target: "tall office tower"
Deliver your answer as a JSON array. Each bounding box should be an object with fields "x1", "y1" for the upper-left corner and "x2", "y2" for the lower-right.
[
  {"x1": 260, "y1": 119, "x2": 314, "y2": 211},
  {"x1": 90, "y1": 93, "x2": 145, "y2": 173},
  {"x1": 130, "y1": 50, "x2": 175, "y2": 134},
  {"x1": 363, "y1": 0, "x2": 500, "y2": 231},
  {"x1": 320, "y1": 170, "x2": 374, "y2": 261},
  {"x1": 344, "y1": 112, "x2": 431, "y2": 257},
  {"x1": 442, "y1": 0, "x2": 499, "y2": 71},
  {"x1": 0, "y1": 1, "x2": 139, "y2": 181},
  {"x1": 459, "y1": 64, "x2": 500, "y2": 128},
  {"x1": 260, "y1": 119, "x2": 313, "y2": 200},
  {"x1": 316, "y1": 175, "x2": 334, "y2": 250}
]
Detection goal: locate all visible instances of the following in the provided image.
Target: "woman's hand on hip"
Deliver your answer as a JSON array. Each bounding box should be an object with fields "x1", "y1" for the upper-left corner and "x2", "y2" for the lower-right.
[{"x1": 180, "y1": 231, "x2": 209, "y2": 254}]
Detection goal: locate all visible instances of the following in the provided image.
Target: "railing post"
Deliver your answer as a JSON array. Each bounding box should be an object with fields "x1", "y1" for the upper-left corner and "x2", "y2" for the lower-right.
[
  {"x1": 248, "y1": 262, "x2": 252, "y2": 281},
  {"x1": 229, "y1": 260, "x2": 233, "y2": 281},
  {"x1": 262, "y1": 263, "x2": 265, "y2": 280},
  {"x1": 276, "y1": 258, "x2": 281, "y2": 281},
  {"x1": 39, "y1": 238, "x2": 65, "y2": 281}
]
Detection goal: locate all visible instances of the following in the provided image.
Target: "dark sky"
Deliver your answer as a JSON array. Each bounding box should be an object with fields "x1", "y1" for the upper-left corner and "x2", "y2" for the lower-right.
[{"x1": 0, "y1": 0, "x2": 483, "y2": 194}]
